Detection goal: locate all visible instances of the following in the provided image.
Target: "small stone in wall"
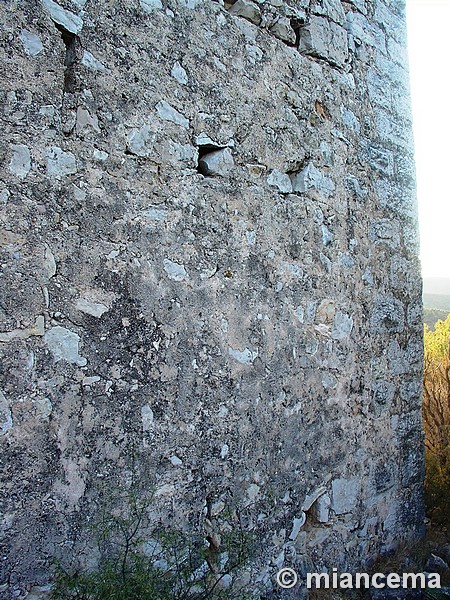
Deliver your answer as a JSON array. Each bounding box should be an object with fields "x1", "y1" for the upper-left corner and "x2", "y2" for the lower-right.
[
  {"x1": 46, "y1": 147, "x2": 77, "y2": 178},
  {"x1": 81, "y1": 50, "x2": 107, "y2": 72},
  {"x1": 75, "y1": 298, "x2": 109, "y2": 318},
  {"x1": 198, "y1": 148, "x2": 234, "y2": 177},
  {"x1": 171, "y1": 61, "x2": 188, "y2": 85},
  {"x1": 316, "y1": 299, "x2": 336, "y2": 324},
  {"x1": 44, "y1": 246, "x2": 57, "y2": 278},
  {"x1": 126, "y1": 124, "x2": 156, "y2": 157},
  {"x1": 331, "y1": 312, "x2": 353, "y2": 341},
  {"x1": 76, "y1": 107, "x2": 100, "y2": 133},
  {"x1": 163, "y1": 259, "x2": 188, "y2": 281},
  {"x1": 298, "y1": 16, "x2": 348, "y2": 68},
  {"x1": 93, "y1": 149, "x2": 108, "y2": 161},
  {"x1": 0, "y1": 316, "x2": 45, "y2": 342},
  {"x1": 19, "y1": 29, "x2": 43, "y2": 56},
  {"x1": 370, "y1": 296, "x2": 405, "y2": 334},
  {"x1": 228, "y1": 0, "x2": 262, "y2": 25},
  {"x1": 331, "y1": 478, "x2": 359, "y2": 515},
  {"x1": 313, "y1": 492, "x2": 331, "y2": 523},
  {"x1": 155, "y1": 101, "x2": 189, "y2": 128},
  {"x1": 42, "y1": 0, "x2": 83, "y2": 34},
  {"x1": 311, "y1": 0, "x2": 346, "y2": 26},
  {"x1": 291, "y1": 162, "x2": 335, "y2": 198},
  {"x1": 340, "y1": 105, "x2": 361, "y2": 133},
  {"x1": 35, "y1": 397, "x2": 53, "y2": 419},
  {"x1": 9, "y1": 144, "x2": 31, "y2": 179},
  {"x1": 246, "y1": 483, "x2": 260, "y2": 501},
  {"x1": 321, "y1": 224, "x2": 334, "y2": 246},
  {"x1": 228, "y1": 346, "x2": 258, "y2": 365},
  {"x1": 270, "y1": 18, "x2": 296, "y2": 45},
  {"x1": 169, "y1": 455, "x2": 183, "y2": 466},
  {"x1": 44, "y1": 326, "x2": 87, "y2": 366},
  {"x1": 267, "y1": 169, "x2": 292, "y2": 193},
  {"x1": 141, "y1": 405, "x2": 154, "y2": 431},
  {"x1": 140, "y1": 0, "x2": 163, "y2": 11},
  {"x1": 0, "y1": 390, "x2": 12, "y2": 436}
]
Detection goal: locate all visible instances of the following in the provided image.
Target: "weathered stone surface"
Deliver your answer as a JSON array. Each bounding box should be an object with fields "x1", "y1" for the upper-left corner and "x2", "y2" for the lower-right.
[
  {"x1": 163, "y1": 258, "x2": 188, "y2": 281},
  {"x1": 331, "y1": 478, "x2": 359, "y2": 515},
  {"x1": 311, "y1": 0, "x2": 345, "y2": 25},
  {"x1": 346, "y1": 11, "x2": 386, "y2": 52},
  {"x1": 155, "y1": 101, "x2": 189, "y2": 128},
  {"x1": 81, "y1": 50, "x2": 107, "y2": 72},
  {"x1": 171, "y1": 61, "x2": 188, "y2": 85},
  {"x1": 0, "y1": 0, "x2": 423, "y2": 596},
  {"x1": 371, "y1": 296, "x2": 405, "y2": 334},
  {"x1": 298, "y1": 15, "x2": 348, "y2": 67}
]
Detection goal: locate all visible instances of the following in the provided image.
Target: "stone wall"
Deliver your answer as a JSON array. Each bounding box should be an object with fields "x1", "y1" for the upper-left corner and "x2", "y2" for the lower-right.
[{"x1": 0, "y1": 0, "x2": 423, "y2": 595}]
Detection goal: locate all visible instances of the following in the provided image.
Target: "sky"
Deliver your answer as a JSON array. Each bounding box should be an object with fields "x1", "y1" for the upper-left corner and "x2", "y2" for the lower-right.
[{"x1": 406, "y1": 0, "x2": 450, "y2": 280}]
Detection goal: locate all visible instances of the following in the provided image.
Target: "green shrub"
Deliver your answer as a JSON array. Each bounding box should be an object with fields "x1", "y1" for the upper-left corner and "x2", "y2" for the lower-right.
[{"x1": 50, "y1": 493, "x2": 255, "y2": 600}]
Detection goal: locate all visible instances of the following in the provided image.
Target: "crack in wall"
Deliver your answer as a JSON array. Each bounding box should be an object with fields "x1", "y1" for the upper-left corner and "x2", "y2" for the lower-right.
[{"x1": 54, "y1": 23, "x2": 83, "y2": 134}]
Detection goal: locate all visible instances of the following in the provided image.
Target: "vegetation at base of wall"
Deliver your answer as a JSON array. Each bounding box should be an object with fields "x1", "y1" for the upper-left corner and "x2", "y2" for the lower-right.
[
  {"x1": 50, "y1": 491, "x2": 256, "y2": 600},
  {"x1": 423, "y1": 314, "x2": 450, "y2": 526}
]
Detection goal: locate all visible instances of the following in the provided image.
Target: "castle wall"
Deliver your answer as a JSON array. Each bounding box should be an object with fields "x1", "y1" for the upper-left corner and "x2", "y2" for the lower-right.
[{"x1": 0, "y1": 0, "x2": 423, "y2": 595}]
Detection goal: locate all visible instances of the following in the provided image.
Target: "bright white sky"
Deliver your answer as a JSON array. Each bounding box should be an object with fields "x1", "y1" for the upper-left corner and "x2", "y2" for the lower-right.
[{"x1": 406, "y1": 0, "x2": 450, "y2": 279}]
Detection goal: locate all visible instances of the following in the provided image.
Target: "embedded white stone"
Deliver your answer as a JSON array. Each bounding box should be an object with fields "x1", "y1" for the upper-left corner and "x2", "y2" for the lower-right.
[
  {"x1": 267, "y1": 169, "x2": 292, "y2": 194},
  {"x1": 126, "y1": 125, "x2": 156, "y2": 157},
  {"x1": 44, "y1": 326, "x2": 87, "y2": 366},
  {"x1": 81, "y1": 50, "x2": 107, "y2": 72},
  {"x1": 42, "y1": 0, "x2": 83, "y2": 34},
  {"x1": 140, "y1": 0, "x2": 163, "y2": 11},
  {"x1": 0, "y1": 390, "x2": 12, "y2": 436},
  {"x1": 291, "y1": 162, "x2": 335, "y2": 198},
  {"x1": 163, "y1": 259, "x2": 187, "y2": 281},
  {"x1": 9, "y1": 144, "x2": 31, "y2": 179},
  {"x1": 331, "y1": 312, "x2": 353, "y2": 340},
  {"x1": 141, "y1": 405, "x2": 154, "y2": 431},
  {"x1": 156, "y1": 101, "x2": 189, "y2": 128},
  {"x1": 171, "y1": 61, "x2": 188, "y2": 85},
  {"x1": 75, "y1": 299, "x2": 109, "y2": 318},
  {"x1": 331, "y1": 478, "x2": 359, "y2": 515},
  {"x1": 46, "y1": 146, "x2": 77, "y2": 177},
  {"x1": 289, "y1": 513, "x2": 306, "y2": 540},
  {"x1": 19, "y1": 30, "x2": 44, "y2": 56},
  {"x1": 228, "y1": 346, "x2": 258, "y2": 365},
  {"x1": 228, "y1": 0, "x2": 261, "y2": 25}
]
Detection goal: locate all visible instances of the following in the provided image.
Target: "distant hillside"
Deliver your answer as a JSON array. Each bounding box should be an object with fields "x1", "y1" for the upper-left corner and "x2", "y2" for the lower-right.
[
  {"x1": 424, "y1": 307, "x2": 450, "y2": 330},
  {"x1": 422, "y1": 278, "x2": 450, "y2": 329},
  {"x1": 423, "y1": 293, "x2": 450, "y2": 312}
]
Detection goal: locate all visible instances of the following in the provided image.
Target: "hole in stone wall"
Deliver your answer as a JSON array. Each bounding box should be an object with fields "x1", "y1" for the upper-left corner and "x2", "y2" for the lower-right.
[
  {"x1": 290, "y1": 18, "x2": 303, "y2": 48},
  {"x1": 54, "y1": 23, "x2": 82, "y2": 94},
  {"x1": 196, "y1": 144, "x2": 226, "y2": 176}
]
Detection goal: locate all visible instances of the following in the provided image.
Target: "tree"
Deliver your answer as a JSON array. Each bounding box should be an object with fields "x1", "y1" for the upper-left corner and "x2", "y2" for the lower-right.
[{"x1": 422, "y1": 314, "x2": 450, "y2": 523}]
